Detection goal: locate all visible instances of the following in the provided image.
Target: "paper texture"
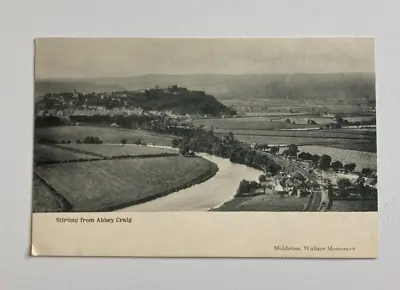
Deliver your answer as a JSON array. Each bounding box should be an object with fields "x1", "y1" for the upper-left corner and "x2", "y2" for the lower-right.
[
  {"x1": 32, "y1": 38, "x2": 377, "y2": 258},
  {"x1": 32, "y1": 212, "x2": 378, "y2": 258}
]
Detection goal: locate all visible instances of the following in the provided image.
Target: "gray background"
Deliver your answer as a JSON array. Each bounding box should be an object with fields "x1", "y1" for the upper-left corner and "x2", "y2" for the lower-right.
[{"x1": 0, "y1": 0, "x2": 398, "y2": 289}]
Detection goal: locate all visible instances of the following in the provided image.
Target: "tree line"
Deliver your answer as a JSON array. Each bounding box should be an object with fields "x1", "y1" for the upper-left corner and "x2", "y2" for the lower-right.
[{"x1": 171, "y1": 131, "x2": 282, "y2": 176}]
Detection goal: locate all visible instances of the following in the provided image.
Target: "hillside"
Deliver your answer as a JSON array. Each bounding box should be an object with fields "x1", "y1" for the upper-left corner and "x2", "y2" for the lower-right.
[
  {"x1": 35, "y1": 86, "x2": 234, "y2": 116},
  {"x1": 35, "y1": 73, "x2": 376, "y2": 102}
]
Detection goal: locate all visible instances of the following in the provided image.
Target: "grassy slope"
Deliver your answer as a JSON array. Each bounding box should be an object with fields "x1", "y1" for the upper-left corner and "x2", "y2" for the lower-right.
[
  {"x1": 34, "y1": 156, "x2": 218, "y2": 212},
  {"x1": 214, "y1": 194, "x2": 309, "y2": 212}
]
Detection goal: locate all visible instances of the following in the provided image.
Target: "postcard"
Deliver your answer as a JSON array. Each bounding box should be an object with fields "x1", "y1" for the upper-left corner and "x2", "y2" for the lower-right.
[{"x1": 31, "y1": 38, "x2": 378, "y2": 258}]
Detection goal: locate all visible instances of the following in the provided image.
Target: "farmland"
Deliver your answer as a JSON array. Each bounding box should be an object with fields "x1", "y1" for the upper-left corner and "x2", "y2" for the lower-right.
[
  {"x1": 193, "y1": 113, "x2": 376, "y2": 153},
  {"x1": 35, "y1": 125, "x2": 173, "y2": 145},
  {"x1": 34, "y1": 144, "x2": 99, "y2": 163},
  {"x1": 221, "y1": 134, "x2": 376, "y2": 151},
  {"x1": 298, "y1": 145, "x2": 377, "y2": 171},
  {"x1": 193, "y1": 117, "x2": 318, "y2": 130},
  {"x1": 58, "y1": 143, "x2": 178, "y2": 158},
  {"x1": 215, "y1": 128, "x2": 375, "y2": 141},
  {"x1": 34, "y1": 156, "x2": 218, "y2": 212}
]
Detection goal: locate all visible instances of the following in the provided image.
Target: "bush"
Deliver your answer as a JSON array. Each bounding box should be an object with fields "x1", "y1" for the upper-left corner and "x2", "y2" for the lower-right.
[
  {"x1": 38, "y1": 138, "x2": 57, "y2": 144},
  {"x1": 76, "y1": 140, "x2": 81, "y2": 144},
  {"x1": 236, "y1": 179, "x2": 259, "y2": 196},
  {"x1": 83, "y1": 136, "x2": 103, "y2": 144},
  {"x1": 259, "y1": 175, "x2": 266, "y2": 182},
  {"x1": 134, "y1": 139, "x2": 142, "y2": 145},
  {"x1": 121, "y1": 138, "x2": 127, "y2": 145}
]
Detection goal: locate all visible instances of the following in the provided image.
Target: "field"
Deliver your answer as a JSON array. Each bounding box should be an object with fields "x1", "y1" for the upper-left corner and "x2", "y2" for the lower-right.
[
  {"x1": 329, "y1": 200, "x2": 378, "y2": 212},
  {"x1": 34, "y1": 156, "x2": 218, "y2": 211},
  {"x1": 35, "y1": 126, "x2": 174, "y2": 145},
  {"x1": 215, "y1": 128, "x2": 375, "y2": 140},
  {"x1": 195, "y1": 114, "x2": 376, "y2": 152},
  {"x1": 214, "y1": 193, "x2": 309, "y2": 211},
  {"x1": 58, "y1": 143, "x2": 178, "y2": 158},
  {"x1": 32, "y1": 176, "x2": 70, "y2": 212},
  {"x1": 193, "y1": 117, "x2": 318, "y2": 130},
  {"x1": 34, "y1": 144, "x2": 98, "y2": 162},
  {"x1": 222, "y1": 134, "x2": 375, "y2": 151},
  {"x1": 298, "y1": 145, "x2": 377, "y2": 170}
]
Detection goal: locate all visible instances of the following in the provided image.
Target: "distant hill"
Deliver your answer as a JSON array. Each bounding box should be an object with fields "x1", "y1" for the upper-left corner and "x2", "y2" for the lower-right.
[
  {"x1": 35, "y1": 86, "x2": 234, "y2": 117},
  {"x1": 35, "y1": 73, "x2": 375, "y2": 102}
]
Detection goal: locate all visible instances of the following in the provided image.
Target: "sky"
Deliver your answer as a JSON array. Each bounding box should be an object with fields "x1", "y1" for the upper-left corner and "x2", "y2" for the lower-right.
[{"x1": 35, "y1": 38, "x2": 375, "y2": 79}]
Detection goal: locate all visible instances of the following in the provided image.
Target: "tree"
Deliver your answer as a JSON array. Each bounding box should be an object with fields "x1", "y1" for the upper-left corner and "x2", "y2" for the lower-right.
[
  {"x1": 270, "y1": 146, "x2": 280, "y2": 154},
  {"x1": 335, "y1": 115, "x2": 344, "y2": 125},
  {"x1": 171, "y1": 138, "x2": 180, "y2": 148},
  {"x1": 287, "y1": 144, "x2": 298, "y2": 157},
  {"x1": 134, "y1": 139, "x2": 142, "y2": 145},
  {"x1": 303, "y1": 152, "x2": 313, "y2": 161},
  {"x1": 188, "y1": 139, "x2": 198, "y2": 152},
  {"x1": 361, "y1": 168, "x2": 373, "y2": 176},
  {"x1": 337, "y1": 178, "x2": 352, "y2": 198},
  {"x1": 268, "y1": 164, "x2": 281, "y2": 176},
  {"x1": 344, "y1": 163, "x2": 356, "y2": 172},
  {"x1": 259, "y1": 175, "x2": 266, "y2": 183},
  {"x1": 227, "y1": 132, "x2": 235, "y2": 143},
  {"x1": 121, "y1": 138, "x2": 127, "y2": 145},
  {"x1": 285, "y1": 118, "x2": 291, "y2": 123},
  {"x1": 312, "y1": 154, "x2": 320, "y2": 166},
  {"x1": 179, "y1": 143, "x2": 190, "y2": 156},
  {"x1": 318, "y1": 154, "x2": 332, "y2": 170},
  {"x1": 331, "y1": 160, "x2": 343, "y2": 172},
  {"x1": 298, "y1": 152, "x2": 306, "y2": 159},
  {"x1": 237, "y1": 180, "x2": 250, "y2": 195}
]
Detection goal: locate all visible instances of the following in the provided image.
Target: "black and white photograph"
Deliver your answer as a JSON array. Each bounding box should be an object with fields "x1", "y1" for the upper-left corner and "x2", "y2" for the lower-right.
[{"x1": 33, "y1": 38, "x2": 377, "y2": 213}]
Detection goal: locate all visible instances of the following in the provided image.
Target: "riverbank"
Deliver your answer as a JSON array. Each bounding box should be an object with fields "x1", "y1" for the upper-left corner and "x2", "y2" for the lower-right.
[{"x1": 117, "y1": 153, "x2": 263, "y2": 211}]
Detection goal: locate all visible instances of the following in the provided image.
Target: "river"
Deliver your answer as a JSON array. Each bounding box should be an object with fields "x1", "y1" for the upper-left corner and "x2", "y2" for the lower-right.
[{"x1": 116, "y1": 147, "x2": 263, "y2": 212}]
